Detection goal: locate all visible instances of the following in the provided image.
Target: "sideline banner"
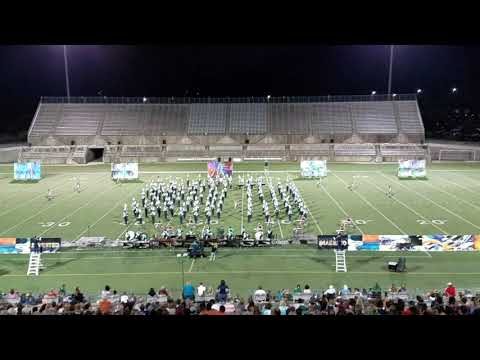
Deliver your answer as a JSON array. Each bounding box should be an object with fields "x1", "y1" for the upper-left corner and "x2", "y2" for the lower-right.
[
  {"x1": 111, "y1": 163, "x2": 139, "y2": 180},
  {"x1": 398, "y1": 159, "x2": 426, "y2": 179},
  {"x1": 14, "y1": 161, "x2": 41, "y2": 180},
  {"x1": 317, "y1": 235, "x2": 348, "y2": 249},
  {"x1": 0, "y1": 238, "x2": 61, "y2": 254},
  {"x1": 301, "y1": 160, "x2": 327, "y2": 177},
  {"x1": 344, "y1": 234, "x2": 479, "y2": 251}
]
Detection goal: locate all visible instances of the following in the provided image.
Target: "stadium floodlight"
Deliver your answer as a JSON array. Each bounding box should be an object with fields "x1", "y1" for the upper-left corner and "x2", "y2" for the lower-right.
[
  {"x1": 392, "y1": 93, "x2": 397, "y2": 97},
  {"x1": 63, "y1": 45, "x2": 71, "y2": 99},
  {"x1": 267, "y1": 95, "x2": 271, "y2": 99},
  {"x1": 452, "y1": 87, "x2": 457, "y2": 93},
  {"x1": 371, "y1": 91, "x2": 376, "y2": 95},
  {"x1": 416, "y1": 89, "x2": 422, "y2": 94},
  {"x1": 143, "y1": 97, "x2": 147, "y2": 103}
]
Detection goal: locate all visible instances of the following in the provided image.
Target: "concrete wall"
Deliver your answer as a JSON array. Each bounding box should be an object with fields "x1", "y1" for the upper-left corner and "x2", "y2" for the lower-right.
[{"x1": 0, "y1": 147, "x2": 20, "y2": 163}]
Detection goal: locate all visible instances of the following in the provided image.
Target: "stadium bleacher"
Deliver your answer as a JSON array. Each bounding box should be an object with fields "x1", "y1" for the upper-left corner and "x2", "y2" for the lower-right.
[{"x1": 26, "y1": 95, "x2": 428, "y2": 163}]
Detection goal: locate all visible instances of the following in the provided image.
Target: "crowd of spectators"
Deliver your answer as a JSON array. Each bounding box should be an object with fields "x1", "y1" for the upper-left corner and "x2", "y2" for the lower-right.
[{"x1": 1, "y1": 281, "x2": 480, "y2": 315}]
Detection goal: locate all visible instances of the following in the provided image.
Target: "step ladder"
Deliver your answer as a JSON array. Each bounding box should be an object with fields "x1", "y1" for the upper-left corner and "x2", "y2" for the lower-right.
[
  {"x1": 335, "y1": 250, "x2": 347, "y2": 272},
  {"x1": 27, "y1": 252, "x2": 45, "y2": 276}
]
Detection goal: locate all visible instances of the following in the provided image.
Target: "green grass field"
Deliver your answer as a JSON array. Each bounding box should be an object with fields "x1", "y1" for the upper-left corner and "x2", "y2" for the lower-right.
[{"x1": 1, "y1": 161, "x2": 480, "y2": 297}]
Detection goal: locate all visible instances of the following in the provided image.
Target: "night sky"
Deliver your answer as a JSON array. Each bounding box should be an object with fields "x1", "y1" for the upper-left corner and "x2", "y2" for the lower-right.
[{"x1": 0, "y1": 45, "x2": 477, "y2": 136}]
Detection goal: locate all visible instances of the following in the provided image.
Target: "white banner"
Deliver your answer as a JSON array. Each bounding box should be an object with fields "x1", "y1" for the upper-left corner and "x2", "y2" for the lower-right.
[
  {"x1": 111, "y1": 163, "x2": 139, "y2": 180},
  {"x1": 300, "y1": 160, "x2": 327, "y2": 177}
]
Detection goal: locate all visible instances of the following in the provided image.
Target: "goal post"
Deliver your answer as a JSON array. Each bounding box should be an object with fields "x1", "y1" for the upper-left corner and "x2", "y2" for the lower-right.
[{"x1": 438, "y1": 149, "x2": 476, "y2": 161}]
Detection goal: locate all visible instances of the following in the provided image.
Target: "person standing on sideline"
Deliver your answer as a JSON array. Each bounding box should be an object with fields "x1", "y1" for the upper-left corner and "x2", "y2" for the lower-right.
[{"x1": 210, "y1": 242, "x2": 218, "y2": 261}]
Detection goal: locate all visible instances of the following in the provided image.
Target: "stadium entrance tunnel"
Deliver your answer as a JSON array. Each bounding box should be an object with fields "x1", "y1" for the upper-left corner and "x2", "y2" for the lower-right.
[{"x1": 86, "y1": 147, "x2": 104, "y2": 163}]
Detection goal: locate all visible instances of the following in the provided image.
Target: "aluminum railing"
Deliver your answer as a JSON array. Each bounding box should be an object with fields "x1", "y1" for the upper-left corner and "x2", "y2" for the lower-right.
[{"x1": 40, "y1": 94, "x2": 417, "y2": 104}]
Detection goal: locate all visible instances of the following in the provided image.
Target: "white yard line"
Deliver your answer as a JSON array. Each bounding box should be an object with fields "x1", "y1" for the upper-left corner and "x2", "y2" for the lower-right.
[
  {"x1": 0, "y1": 177, "x2": 105, "y2": 236},
  {"x1": 291, "y1": 179, "x2": 324, "y2": 235},
  {"x1": 363, "y1": 178, "x2": 448, "y2": 235},
  {"x1": 419, "y1": 179, "x2": 480, "y2": 211},
  {"x1": 439, "y1": 176, "x2": 480, "y2": 195},
  {"x1": 379, "y1": 172, "x2": 480, "y2": 231},
  {"x1": 188, "y1": 258, "x2": 195, "y2": 273},
  {"x1": 0, "y1": 174, "x2": 71, "y2": 218},
  {"x1": 36, "y1": 176, "x2": 115, "y2": 237},
  {"x1": 7, "y1": 253, "x2": 433, "y2": 261},
  {"x1": 319, "y1": 183, "x2": 364, "y2": 234},
  {"x1": 5, "y1": 270, "x2": 480, "y2": 277},
  {"x1": 332, "y1": 172, "x2": 407, "y2": 234},
  {"x1": 75, "y1": 185, "x2": 143, "y2": 241}
]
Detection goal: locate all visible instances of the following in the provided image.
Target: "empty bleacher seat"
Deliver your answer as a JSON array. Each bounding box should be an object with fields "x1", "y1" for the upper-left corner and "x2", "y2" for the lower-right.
[
  {"x1": 229, "y1": 103, "x2": 267, "y2": 134},
  {"x1": 350, "y1": 102, "x2": 398, "y2": 134},
  {"x1": 270, "y1": 104, "x2": 310, "y2": 135},
  {"x1": 55, "y1": 104, "x2": 103, "y2": 136},
  {"x1": 334, "y1": 144, "x2": 376, "y2": 156},
  {"x1": 188, "y1": 104, "x2": 226, "y2": 135},
  {"x1": 310, "y1": 103, "x2": 353, "y2": 134},
  {"x1": 396, "y1": 101, "x2": 424, "y2": 134}
]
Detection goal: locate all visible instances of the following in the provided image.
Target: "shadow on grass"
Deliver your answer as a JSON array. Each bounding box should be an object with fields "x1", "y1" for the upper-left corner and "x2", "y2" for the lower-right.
[
  {"x1": 0, "y1": 269, "x2": 11, "y2": 276},
  {"x1": 9, "y1": 180, "x2": 41, "y2": 184},
  {"x1": 307, "y1": 256, "x2": 331, "y2": 266},
  {"x1": 354, "y1": 256, "x2": 383, "y2": 265},
  {"x1": 115, "y1": 179, "x2": 144, "y2": 184},
  {"x1": 45, "y1": 258, "x2": 77, "y2": 271}
]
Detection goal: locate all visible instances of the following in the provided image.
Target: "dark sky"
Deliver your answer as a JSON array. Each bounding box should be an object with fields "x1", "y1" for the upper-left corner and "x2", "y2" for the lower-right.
[{"x1": 0, "y1": 45, "x2": 476, "y2": 134}]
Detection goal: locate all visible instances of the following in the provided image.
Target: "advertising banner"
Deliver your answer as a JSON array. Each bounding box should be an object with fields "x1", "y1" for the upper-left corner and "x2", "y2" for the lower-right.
[
  {"x1": 14, "y1": 161, "x2": 41, "y2": 180},
  {"x1": 398, "y1": 160, "x2": 427, "y2": 179},
  {"x1": 0, "y1": 238, "x2": 17, "y2": 254},
  {"x1": 301, "y1": 160, "x2": 327, "y2": 177},
  {"x1": 420, "y1": 235, "x2": 476, "y2": 251},
  {"x1": 111, "y1": 163, "x2": 139, "y2": 180}
]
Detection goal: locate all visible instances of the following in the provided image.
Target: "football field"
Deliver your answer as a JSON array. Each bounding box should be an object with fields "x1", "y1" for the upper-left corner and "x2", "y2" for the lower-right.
[{"x1": 1, "y1": 161, "x2": 480, "y2": 296}]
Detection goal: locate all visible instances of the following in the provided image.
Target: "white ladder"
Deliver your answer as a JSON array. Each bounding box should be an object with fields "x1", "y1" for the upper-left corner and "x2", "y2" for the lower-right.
[
  {"x1": 335, "y1": 250, "x2": 347, "y2": 272},
  {"x1": 27, "y1": 252, "x2": 44, "y2": 276}
]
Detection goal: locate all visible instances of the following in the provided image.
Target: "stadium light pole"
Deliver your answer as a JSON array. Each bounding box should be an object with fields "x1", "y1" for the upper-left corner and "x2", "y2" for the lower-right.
[
  {"x1": 388, "y1": 45, "x2": 394, "y2": 95},
  {"x1": 63, "y1": 45, "x2": 71, "y2": 100}
]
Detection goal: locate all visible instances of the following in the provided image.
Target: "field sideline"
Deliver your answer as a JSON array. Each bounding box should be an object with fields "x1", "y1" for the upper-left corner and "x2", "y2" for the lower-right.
[{"x1": 1, "y1": 161, "x2": 480, "y2": 295}]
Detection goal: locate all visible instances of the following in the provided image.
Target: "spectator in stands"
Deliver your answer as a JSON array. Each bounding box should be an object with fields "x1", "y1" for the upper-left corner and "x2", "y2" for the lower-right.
[
  {"x1": 73, "y1": 287, "x2": 84, "y2": 304},
  {"x1": 120, "y1": 292, "x2": 129, "y2": 304},
  {"x1": 303, "y1": 285, "x2": 312, "y2": 294},
  {"x1": 101, "y1": 285, "x2": 111, "y2": 299},
  {"x1": 6, "y1": 289, "x2": 19, "y2": 303},
  {"x1": 254, "y1": 286, "x2": 267, "y2": 300},
  {"x1": 59, "y1": 284, "x2": 67, "y2": 297},
  {"x1": 99, "y1": 296, "x2": 112, "y2": 315},
  {"x1": 340, "y1": 285, "x2": 350, "y2": 297},
  {"x1": 293, "y1": 284, "x2": 302, "y2": 294},
  {"x1": 183, "y1": 281, "x2": 195, "y2": 301},
  {"x1": 158, "y1": 286, "x2": 169, "y2": 297},
  {"x1": 324, "y1": 285, "x2": 336, "y2": 300},
  {"x1": 262, "y1": 303, "x2": 272, "y2": 315},
  {"x1": 197, "y1": 282, "x2": 206, "y2": 297},
  {"x1": 148, "y1": 288, "x2": 156, "y2": 297},
  {"x1": 444, "y1": 282, "x2": 457, "y2": 298},
  {"x1": 217, "y1": 280, "x2": 229, "y2": 303},
  {"x1": 388, "y1": 284, "x2": 398, "y2": 293}
]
